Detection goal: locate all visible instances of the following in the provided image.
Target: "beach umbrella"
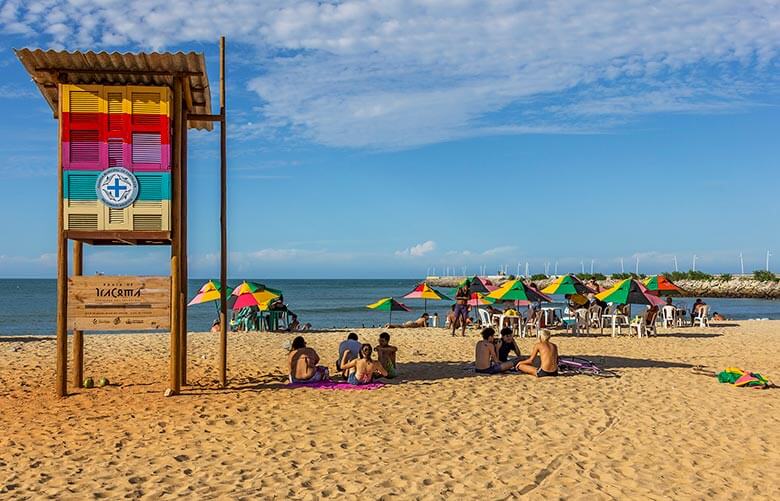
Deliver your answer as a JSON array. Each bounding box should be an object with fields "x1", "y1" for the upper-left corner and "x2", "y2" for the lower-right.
[
  {"x1": 466, "y1": 292, "x2": 495, "y2": 306},
  {"x1": 453, "y1": 276, "x2": 496, "y2": 295},
  {"x1": 596, "y1": 279, "x2": 665, "y2": 306},
  {"x1": 541, "y1": 274, "x2": 595, "y2": 296},
  {"x1": 643, "y1": 275, "x2": 684, "y2": 296},
  {"x1": 231, "y1": 281, "x2": 282, "y2": 309},
  {"x1": 403, "y1": 282, "x2": 451, "y2": 312},
  {"x1": 487, "y1": 279, "x2": 551, "y2": 303},
  {"x1": 188, "y1": 280, "x2": 233, "y2": 307},
  {"x1": 366, "y1": 297, "x2": 411, "y2": 324}
]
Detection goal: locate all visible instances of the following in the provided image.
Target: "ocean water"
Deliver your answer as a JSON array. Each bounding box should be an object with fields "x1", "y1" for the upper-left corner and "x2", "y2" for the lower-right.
[{"x1": 0, "y1": 278, "x2": 779, "y2": 336}]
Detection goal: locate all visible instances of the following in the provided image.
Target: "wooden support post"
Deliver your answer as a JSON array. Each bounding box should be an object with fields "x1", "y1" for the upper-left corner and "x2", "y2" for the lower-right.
[
  {"x1": 179, "y1": 94, "x2": 188, "y2": 385},
  {"x1": 169, "y1": 255, "x2": 181, "y2": 394},
  {"x1": 168, "y1": 76, "x2": 183, "y2": 395},
  {"x1": 56, "y1": 95, "x2": 68, "y2": 397},
  {"x1": 71, "y1": 240, "x2": 83, "y2": 388},
  {"x1": 218, "y1": 36, "x2": 228, "y2": 387}
]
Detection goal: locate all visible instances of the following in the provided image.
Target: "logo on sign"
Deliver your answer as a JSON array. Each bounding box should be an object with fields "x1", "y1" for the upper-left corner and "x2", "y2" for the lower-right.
[{"x1": 96, "y1": 167, "x2": 139, "y2": 209}]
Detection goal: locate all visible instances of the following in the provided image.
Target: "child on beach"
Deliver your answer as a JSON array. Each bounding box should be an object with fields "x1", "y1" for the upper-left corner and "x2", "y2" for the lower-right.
[
  {"x1": 375, "y1": 332, "x2": 398, "y2": 378},
  {"x1": 516, "y1": 330, "x2": 559, "y2": 377},
  {"x1": 340, "y1": 344, "x2": 387, "y2": 385}
]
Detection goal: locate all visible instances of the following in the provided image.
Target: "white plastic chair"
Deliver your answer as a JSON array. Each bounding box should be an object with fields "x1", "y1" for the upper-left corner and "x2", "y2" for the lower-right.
[
  {"x1": 693, "y1": 305, "x2": 710, "y2": 327},
  {"x1": 661, "y1": 305, "x2": 675, "y2": 328},
  {"x1": 477, "y1": 308, "x2": 492, "y2": 328},
  {"x1": 629, "y1": 315, "x2": 646, "y2": 337},
  {"x1": 589, "y1": 305, "x2": 603, "y2": 329}
]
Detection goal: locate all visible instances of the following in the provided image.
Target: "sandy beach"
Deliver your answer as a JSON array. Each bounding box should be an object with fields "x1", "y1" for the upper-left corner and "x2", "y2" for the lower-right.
[{"x1": 1, "y1": 321, "x2": 779, "y2": 499}]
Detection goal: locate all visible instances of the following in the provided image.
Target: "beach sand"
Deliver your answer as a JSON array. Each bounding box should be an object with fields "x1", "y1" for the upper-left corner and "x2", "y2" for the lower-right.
[{"x1": 1, "y1": 321, "x2": 779, "y2": 499}]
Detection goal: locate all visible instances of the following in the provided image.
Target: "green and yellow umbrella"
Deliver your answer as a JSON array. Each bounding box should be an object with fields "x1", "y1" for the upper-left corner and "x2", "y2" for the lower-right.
[
  {"x1": 487, "y1": 279, "x2": 551, "y2": 303},
  {"x1": 188, "y1": 280, "x2": 233, "y2": 307},
  {"x1": 642, "y1": 275, "x2": 684, "y2": 296},
  {"x1": 541, "y1": 274, "x2": 594, "y2": 296},
  {"x1": 596, "y1": 279, "x2": 665, "y2": 306},
  {"x1": 367, "y1": 297, "x2": 411, "y2": 324}
]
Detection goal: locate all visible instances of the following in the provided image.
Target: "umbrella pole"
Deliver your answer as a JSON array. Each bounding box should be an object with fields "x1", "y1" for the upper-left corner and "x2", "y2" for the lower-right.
[
  {"x1": 389, "y1": 310, "x2": 392, "y2": 326},
  {"x1": 424, "y1": 299, "x2": 427, "y2": 314}
]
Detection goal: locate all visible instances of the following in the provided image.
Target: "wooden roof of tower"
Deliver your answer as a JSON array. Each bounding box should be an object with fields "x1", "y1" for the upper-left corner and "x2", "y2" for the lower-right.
[{"x1": 14, "y1": 48, "x2": 214, "y2": 131}]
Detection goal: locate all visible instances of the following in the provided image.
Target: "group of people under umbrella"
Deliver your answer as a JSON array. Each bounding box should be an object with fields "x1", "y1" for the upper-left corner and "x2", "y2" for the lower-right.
[
  {"x1": 366, "y1": 273, "x2": 689, "y2": 338},
  {"x1": 188, "y1": 280, "x2": 307, "y2": 332}
]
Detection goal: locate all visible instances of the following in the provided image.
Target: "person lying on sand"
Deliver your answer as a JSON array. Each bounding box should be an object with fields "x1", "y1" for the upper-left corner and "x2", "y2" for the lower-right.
[
  {"x1": 712, "y1": 312, "x2": 727, "y2": 321},
  {"x1": 496, "y1": 327, "x2": 521, "y2": 363},
  {"x1": 340, "y1": 343, "x2": 388, "y2": 385},
  {"x1": 288, "y1": 336, "x2": 329, "y2": 383},
  {"x1": 516, "y1": 330, "x2": 559, "y2": 377},
  {"x1": 475, "y1": 328, "x2": 516, "y2": 375},
  {"x1": 375, "y1": 332, "x2": 398, "y2": 378},
  {"x1": 386, "y1": 313, "x2": 429, "y2": 328}
]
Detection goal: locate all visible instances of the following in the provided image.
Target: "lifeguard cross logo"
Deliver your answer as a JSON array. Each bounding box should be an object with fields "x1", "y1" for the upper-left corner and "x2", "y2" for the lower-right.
[{"x1": 95, "y1": 167, "x2": 139, "y2": 209}]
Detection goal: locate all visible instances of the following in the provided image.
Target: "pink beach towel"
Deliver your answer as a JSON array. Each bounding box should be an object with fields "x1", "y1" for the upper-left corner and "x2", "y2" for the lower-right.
[{"x1": 288, "y1": 380, "x2": 385, "y2": 391}]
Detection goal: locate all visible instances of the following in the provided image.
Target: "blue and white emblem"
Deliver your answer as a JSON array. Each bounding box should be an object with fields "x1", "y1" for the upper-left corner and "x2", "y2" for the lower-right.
[{"x1": 96, "y1": 167, "x2": 139, "y2": 209}]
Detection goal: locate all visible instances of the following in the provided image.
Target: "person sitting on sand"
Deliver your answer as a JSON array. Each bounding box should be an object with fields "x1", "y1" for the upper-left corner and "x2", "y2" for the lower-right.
[
  {"x1": 341, "y1": 343, "x2": 387, "y2": 385},
  {"x1": 288, "y1": 336, "x2": 329, "y2": 383},
  {"x1": 386, "y1": 312, "x2": 429, "y2": 328},
  {"x1": 496, "y1": 327, "x2": 521, "y2": 363},
  {"x1": 516, "y1": 330, "x2": 559, "y2": 377},
  {"x1": 452, "y1": 283, "x2": 470, "y2": 337},
  {"x1": 337, "y1": 333, "x2": 362, "y2": 374},
  {"x1": 475, "y1": 328, "x2": 516, "y2": 374},
  {"x1": 210, "y1": 318, "x2": 220, "y2": 333},
  {"x1": 712, "y1": 312, "x2": 727, "y2": 321},
  {"x1": 375, "y1": 332, "x2": 398, "y2": 378}
]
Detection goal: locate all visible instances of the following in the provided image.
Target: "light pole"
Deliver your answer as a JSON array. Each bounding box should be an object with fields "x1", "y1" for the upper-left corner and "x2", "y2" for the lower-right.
[
  {"x1": 590, "y1": 259, "x2": 594, "y2": 274},
  {"x1": 635, "y1": 256, "x2": 639, "y2": 275},
  {"x1": 673, "y1": 255, "x2": 678, "y2": 272},
  {"x1": 620, "y1": 257, "x2": 625, "y2": 274},
  {"x1": 767, "y1": 250, "x2": 772, "y2": 272},
  {"x1": 740, "y1": 252, "x2": 744, "y2": 275},
  {"x1": 692, "y1": 254, "x2": 697, "y2": 272}
]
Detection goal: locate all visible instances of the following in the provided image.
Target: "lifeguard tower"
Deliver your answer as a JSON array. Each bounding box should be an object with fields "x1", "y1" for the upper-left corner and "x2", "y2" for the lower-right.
[{"x1": 16, "y1": 39, "x2": 230, "y2": 397}]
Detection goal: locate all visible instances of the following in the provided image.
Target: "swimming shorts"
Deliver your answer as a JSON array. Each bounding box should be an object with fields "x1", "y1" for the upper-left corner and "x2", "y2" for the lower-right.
[
  {"x1": 289, "y1": 366, "x2": 329, "y2": 384},
  {"x1": 383, "y1": 361, "x2": 398, "y2": 379},
  {"x1": 453, "y1": 303, "x2": 469, "y2": 319},
  {"x1": 537, "y1": 367, "x2": 558, "y2": 377},
  {"x1": 475, "y1": 363, "x2": 503, "y2": 375},
  {"x1": 347, "y1": 372, "x2": 373, "y2": 386}
]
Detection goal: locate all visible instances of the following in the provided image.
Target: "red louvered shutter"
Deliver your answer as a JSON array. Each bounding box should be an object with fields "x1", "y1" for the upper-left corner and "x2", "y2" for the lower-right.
[{"x1": 61, "y1": 85, "x2": 107, "y2": 170}]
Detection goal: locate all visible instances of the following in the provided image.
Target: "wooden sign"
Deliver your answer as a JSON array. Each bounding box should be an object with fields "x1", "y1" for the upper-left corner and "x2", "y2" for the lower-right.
[{"x1": 68, "y1": 276, "x2": 171, "y2": 331}]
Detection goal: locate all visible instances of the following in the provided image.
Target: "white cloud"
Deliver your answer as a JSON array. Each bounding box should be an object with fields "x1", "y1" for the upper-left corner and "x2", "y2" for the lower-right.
[
  {"x1": 3, "y1": 1, "x2": 780, "y2": 148},
  {"x1": 395, "y1": 240, "x2": 436, "y2": 257}
]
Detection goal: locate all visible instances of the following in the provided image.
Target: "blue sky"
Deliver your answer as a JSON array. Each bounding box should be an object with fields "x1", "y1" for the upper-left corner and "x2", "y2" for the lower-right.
[{"x1": 0, "y1": 0, "x2": 779, "y2": 278}]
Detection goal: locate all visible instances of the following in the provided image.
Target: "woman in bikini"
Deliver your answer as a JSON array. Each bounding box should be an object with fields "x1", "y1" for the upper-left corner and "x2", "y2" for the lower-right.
[{"x1": 340, "y1": 343, "x2": 388, "y2": 385}]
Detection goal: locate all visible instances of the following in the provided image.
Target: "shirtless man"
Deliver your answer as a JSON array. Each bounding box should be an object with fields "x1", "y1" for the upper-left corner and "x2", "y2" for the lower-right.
[
  {"x1": 452, "y1": 283, "x2": 471, "y2": 337},
  {"x1": 341, "y1": 344, "x2": 388, "y2": 385},
  {"x1": 375, "y1": 332, "x2": 398, "y2": 378},
  {"x1": 516, "y1": 329, "x2": 559, "y2": 377},
  {"x1": 474, "y1": 328, "x2": 516, "y2": 374},
  {"x1": 287, "y1": 336, "x2": 329, "y2": 383}
]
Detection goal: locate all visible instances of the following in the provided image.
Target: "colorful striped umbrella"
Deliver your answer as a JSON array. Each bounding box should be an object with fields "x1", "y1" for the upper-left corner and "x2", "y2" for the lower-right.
[
  {"x1": 466, "y1": 292, "x2": 495, "y2": 306},
  {"x1": 596, "y1": 279, "x2": 665, "y2": 306},
  {"x1": 541, "y1": 274, "x2": 594, "y2": 296},
  {"x1": 366, "y1": 297, "x2": 411, "y2": 324},
  {"x1": 453, "y1": 276, "x2": 497, "y2": 295},
  {"x1": 643, "y1": 275, "x2": 684, "y2": 295},
  {"x1": 188, "y1": 280, "x2": 233, "y2": 307},
  {"x1": 487, "y1": 279, "x2": 551, "y2": 303},
  {"x1": 230, "y1": 281, "x2": 282, "y2": 311},
  {"x1": 403, "y1": 282, "x2": 450, "y2": 312}
]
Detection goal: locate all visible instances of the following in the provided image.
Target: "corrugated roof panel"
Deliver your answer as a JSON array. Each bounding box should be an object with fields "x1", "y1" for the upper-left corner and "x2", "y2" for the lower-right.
[{"x1": 14, "y1": 48, "x2": 214, "y2": 131}]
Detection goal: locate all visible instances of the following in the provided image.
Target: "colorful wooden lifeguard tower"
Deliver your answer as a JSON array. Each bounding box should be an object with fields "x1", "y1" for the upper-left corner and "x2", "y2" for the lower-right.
[{"x1": 16, "y1": 39, "x2": 230, "y2": 397}]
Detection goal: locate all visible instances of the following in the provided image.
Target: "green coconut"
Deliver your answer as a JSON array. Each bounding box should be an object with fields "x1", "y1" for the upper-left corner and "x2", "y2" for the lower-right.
[
  {"x1": 83, "y1": 377, "x2": 94, "y2": 389},
  {"x1": 97, "y1": 377, "x2": 109, "y2": 388}
]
